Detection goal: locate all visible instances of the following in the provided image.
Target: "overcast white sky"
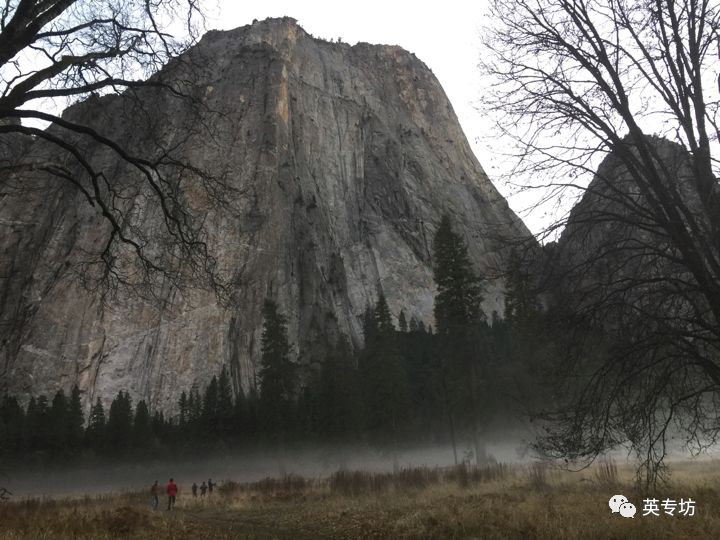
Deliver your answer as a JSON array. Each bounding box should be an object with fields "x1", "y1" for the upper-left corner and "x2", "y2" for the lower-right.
[{"x1": 209, "y1": 1, "x2": 551, "y2": 236}]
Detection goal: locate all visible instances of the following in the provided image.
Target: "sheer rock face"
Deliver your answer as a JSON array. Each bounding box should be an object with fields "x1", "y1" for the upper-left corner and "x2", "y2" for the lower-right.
[
  {"x1": 548, "y1": 136, "x2": 715, "y2": 351},
  {"x1": 555, "y1": 137, "x2": 702, "y2": 298},
  {"x1": 0, "y1": 18, "x2": 531, "y2": 412}
]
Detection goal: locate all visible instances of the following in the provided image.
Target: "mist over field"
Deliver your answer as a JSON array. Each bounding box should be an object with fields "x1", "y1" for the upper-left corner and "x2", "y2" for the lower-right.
[
  {"x1": 4, "y1": 435, "x2": 539, "y2": 498},
  {"x1": 5, "y1": 420, "x2": 713, "y2": 499}
]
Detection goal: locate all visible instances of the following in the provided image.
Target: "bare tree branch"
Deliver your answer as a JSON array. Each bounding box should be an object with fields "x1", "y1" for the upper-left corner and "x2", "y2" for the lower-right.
[
  {"x1": 0, "y1": 0, "x2": 240, "y2": 304},
  {"x1": 482, "y1": 0, "x2": 720, "y2": 487}
]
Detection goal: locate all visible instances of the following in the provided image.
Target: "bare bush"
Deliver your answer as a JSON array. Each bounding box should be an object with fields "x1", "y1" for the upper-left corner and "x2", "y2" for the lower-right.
[{"x1": 594, "y1": 457, "x2": 619, "y2": 490}]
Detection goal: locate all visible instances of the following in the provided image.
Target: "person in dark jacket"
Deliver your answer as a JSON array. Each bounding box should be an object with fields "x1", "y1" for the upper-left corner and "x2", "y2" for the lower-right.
[
  {"x1": 208, "y1": 478, "x2": 215, "y2": 494},
  {"x1": 150, "y1": 480, "x2": 159, "y2": 510},
  {"x1": 166, "y1": 478, "x2": 178, "y2": 510},
  {"x1": 200, "y1": 481, "x2": 207, "y2": 497},
  {"x1": 191, "y1": 482, "x2": 198, "y2": 497}
]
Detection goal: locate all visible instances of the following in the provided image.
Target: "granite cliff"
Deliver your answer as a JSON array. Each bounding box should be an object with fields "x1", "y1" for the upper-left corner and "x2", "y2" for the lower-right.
[{"x1": 0, "y1": 17, "x2": 532, "y2": 412}]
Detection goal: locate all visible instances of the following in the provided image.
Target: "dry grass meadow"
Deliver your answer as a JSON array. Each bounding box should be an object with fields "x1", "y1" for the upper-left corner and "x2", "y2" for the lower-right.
[{"x1": 2, "y1": 459, "x2": 720, "y2": 539}]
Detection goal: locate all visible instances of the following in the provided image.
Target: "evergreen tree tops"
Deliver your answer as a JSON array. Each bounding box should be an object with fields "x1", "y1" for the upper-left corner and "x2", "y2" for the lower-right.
[
  {"x1": 68, "y1": 385, "x2": 84, "y2": 450},
  {"x1": 106, "y1": 391, "x2": 133, "y2": 454},
  {"x1": 359, "y1": 293, "x2": 411, "y2": 440},
  {"x1": 259, "y1": 299, "x2": 296, "y2": 434},
  {"x1": 0, "y1": 239, "x2": 547, "y2": 465},
  {"x1": 132, "y1": 400, "x2": 153, "y2": 452},
  {"x1": 432, "y1": 214, "x2": 483, "y2": 335},
  {"x1": 199, "y1": 366, "x2": 235, "y2": 438},
  {"x1": 86, "y1": 397, "x2": 106, "y2": 451},
  {"x1": 259, "y1": 299, "x2": 296, "y2": 401},
  {"x1": 504, "y1": 248, "x2": 541, "y2": 329}
]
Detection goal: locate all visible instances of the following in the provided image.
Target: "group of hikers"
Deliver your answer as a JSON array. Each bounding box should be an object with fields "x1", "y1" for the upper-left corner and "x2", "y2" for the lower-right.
[{"x1": 150, "y1": 477, "x2": 216, "y2": 510}]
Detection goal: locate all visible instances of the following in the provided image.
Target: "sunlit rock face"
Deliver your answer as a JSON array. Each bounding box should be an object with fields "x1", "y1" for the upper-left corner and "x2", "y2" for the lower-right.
[{"x1": 0, "y1": 17, "x2": 531, "y2": 412}]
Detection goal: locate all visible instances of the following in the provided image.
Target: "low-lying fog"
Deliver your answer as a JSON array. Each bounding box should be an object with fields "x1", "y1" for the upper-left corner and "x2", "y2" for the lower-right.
[
  {"x1": 3, "y1": 438, "x2": 533, "y2": 498},
  {"x1": 5, "y1": 432, "x2": 713, "y2": 498}
]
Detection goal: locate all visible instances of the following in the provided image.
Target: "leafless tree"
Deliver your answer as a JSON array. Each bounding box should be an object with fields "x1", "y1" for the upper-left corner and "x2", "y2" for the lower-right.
[
  {"x1": 482, "y1": 0, "x2": 720, "y2": 486},
  {"x1": 0, "y1": 0, "x2": 236, "y2": 303}
]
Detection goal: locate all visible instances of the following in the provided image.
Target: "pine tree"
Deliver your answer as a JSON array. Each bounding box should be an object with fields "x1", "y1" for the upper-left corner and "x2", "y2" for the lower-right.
[
  {"x1": 294, "y1": 379, "x2": 319, "y2": 438},
  {"x1": 217, "y1": 366, "x2": 234, "y2": 438},
  {"x1": 67, "y1": 386, "x2": 84, "y2": 452},
  {"x1": 49, "y1": 390, "x2": 69, "y2": 457},
  {"x1": 151, "y1": 411, "x2": 166, "y2": 442},
  {"x1": 26, "y1": 395, "x2": 51, "y2": 452},
  {"x1": 409, "y1": 316, "x2": 419, "y2": 333},
  {"x1": 190, "y1": 385, "x2": 202, "y2": 424},
  {"x1": 399, "y1": 325, "x2": 445, "y2": 436},
  {"x1": 243, "y1": 386, "x2": 260, "y2": 437},
  {"x1": 132, "y1": 400, "x2": 153, "y2": 454},
  {"x1": 186, "y1": 384, "x2": 202, "y2": 441},
  {"x1": 86, "y1": 398, "x2": 106, "y2": 454},
  {"x1": 0, "y1": 396, "x2": 24, "y2": 456},
  {"x1": 316, "y1": 338, "x2": 363, "y2": 441},
  {"x1": 362, "y1": 305, "x2": 377, "y2": 343},
  {"x1": 398, "y1": 310, "x2": 408, "y2": 333},
  {"x1": 178, "y1": 391, "x2": 189, "y2": 427},
  {"x1": 432, "y1": 214, "x2": 485, "y2": 464},
  {"x1": 504, "y1": 248, "x2": 540, "y2": 329},
  {"x1": 24, "y1": 397, "x2": 38, "y2": 451},
  {"x1": 359, "y1": 295, "x2": 410, "y2": 468},
  {"x1": 502, "y1": 249, "x2": 546, "y2": 417},
  {"x1": 201, "y1": 376, "x2": 219, "y2": 439},
  {"x1": 433, "y1": 215, "x2": 483, "y2": 335},
  {"x1": 373, "y1": 293, "x2": 395, "y2": 334},
  {"x1": 232, "y1": 387, "x2": 247, "y2": 436},
  {"x1": 259, "y1": 299, "x2": 296, "y2": 437},
  {"x1": 107, "y1": 391, "x2": 133, "y2": 455}
]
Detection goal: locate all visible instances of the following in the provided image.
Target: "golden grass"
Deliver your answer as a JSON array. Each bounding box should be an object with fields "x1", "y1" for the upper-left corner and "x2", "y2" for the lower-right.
[{"x1": 2, "y1": 460, "x2": 720, "y2": 539}]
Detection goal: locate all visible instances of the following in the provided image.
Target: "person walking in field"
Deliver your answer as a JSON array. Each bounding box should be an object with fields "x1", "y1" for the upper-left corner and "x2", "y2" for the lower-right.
[
  {"x1": 150, "y1": 480, "x2": 159, "y2": 510},
  {"x1": 191, "y1": 482, "x2": 198, "y2": 497},
  {"x1": 200, "y1": 481, "x2": 207, "y2": 497},
  {"x1": 166, "y1": 478, "x2": 178, "y2": 510},
  {"x1": 208, "y1": 478, "x2": 215, "y2": 494}
]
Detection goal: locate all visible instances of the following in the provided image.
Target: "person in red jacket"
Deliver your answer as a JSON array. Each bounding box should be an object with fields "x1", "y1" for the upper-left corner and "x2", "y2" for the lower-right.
[{"x1": 166, "y1": 478, "x2": 178, "y2": 510}]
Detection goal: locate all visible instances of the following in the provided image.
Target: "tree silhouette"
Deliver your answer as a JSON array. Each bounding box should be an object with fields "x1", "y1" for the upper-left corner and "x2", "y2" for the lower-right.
[
  {"x1": 359, "y1": 294, "x2": 410, "y2": 468},
  {"x1": 67, "y1": 386, "x2": 85, "y2": 453},
  {"x1": 86, "y1": 397, "x2": 107, "y2": 454},
  {"x1": 315, "y1": 338, "x2": 363, "y2": 441},
  {"x1": 483, "y1": 0, "x2": 720, "y2": 486},
  {"x1": 201, "y1": 375, "x2": 219, "y2": 439},
  {"x1": 0, "y1": 396, "x2": 24, "y2": 456},
  {"x1": 398, "y1": 310, "x2": 408, "y2": 333},
  {"x1": 106, "y1": 391, "x2": 132, "y2": 455},
  {"x1": 432, "y1": 214, "x2": 485, "y2": 464},
  {"x1": 217, "y1": 366, "x2": 235, "y2": 438},
  {"x1": 48, "y1": 390, "x2": 69, "y2": 456},
  {"x1": 133, "y1": 400, "x2": 153, "y2": 454},
  {"x1": 259, "y1": 299, "x2": 296, "y2": 438}
]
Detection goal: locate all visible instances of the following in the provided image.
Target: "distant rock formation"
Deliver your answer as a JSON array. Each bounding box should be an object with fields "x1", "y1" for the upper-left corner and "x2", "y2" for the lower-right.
[{"x1": 0, "y1": 17, "x2": 532, "y2": 412}]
